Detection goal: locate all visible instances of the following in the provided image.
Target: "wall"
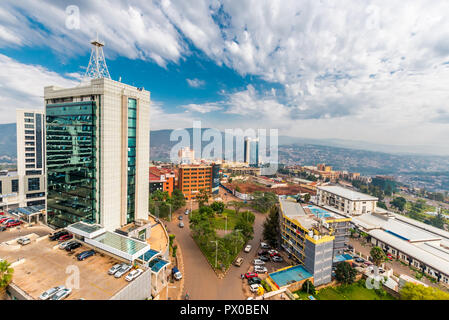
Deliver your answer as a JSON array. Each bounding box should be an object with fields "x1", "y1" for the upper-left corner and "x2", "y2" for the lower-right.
[{"x1": 109, "y1": 267, "x2": 152, "y2": 300}]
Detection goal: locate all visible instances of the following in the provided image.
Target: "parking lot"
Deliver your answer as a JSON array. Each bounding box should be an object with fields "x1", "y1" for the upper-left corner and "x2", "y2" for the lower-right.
[{"x1": 0, "y1": 225, "x2": 131, "y2": 300}]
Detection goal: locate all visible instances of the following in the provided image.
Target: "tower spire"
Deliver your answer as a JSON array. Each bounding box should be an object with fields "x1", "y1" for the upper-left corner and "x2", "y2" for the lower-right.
[{"x1": 83, "y1": 33, "x2": 111, "y2": 81}]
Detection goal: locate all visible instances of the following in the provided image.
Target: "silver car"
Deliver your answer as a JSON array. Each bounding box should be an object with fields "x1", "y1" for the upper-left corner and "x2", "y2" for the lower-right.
[
  {"x1": 50, "y1": 288, "x2": 72, "y2": 300},
  {"x1": 108, "y1": 263, "x2": 123, "y2": 275},
  {"x1": 114, "y1": 264, "x2": 132, "y2": 278},
  {"x1": 17, "y1": 237, "x2": 31, "y2": 245},
  {"x1": 39, "y1": 285, "x2": 65, "y2": 300}
]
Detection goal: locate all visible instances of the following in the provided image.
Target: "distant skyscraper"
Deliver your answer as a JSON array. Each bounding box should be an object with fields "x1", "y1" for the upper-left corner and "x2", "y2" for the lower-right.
[
  {"x1": 44, "y1": 39, "x2": 150, "y2": 230},
  {"x1": 178, "y1": 147, "x2": 195, "y2": 164},
  {"x1": 244, "y1": 137, "x2": 259, "y2": 167},
  {"x1": 16, "y1": 109, "x2": 46, "y2": 206}
]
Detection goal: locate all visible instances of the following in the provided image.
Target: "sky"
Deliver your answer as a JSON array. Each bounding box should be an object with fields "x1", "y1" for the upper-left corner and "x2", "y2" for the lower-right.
[{"x1": 1, "y1": 0, "x2": 449, "y2": 153}]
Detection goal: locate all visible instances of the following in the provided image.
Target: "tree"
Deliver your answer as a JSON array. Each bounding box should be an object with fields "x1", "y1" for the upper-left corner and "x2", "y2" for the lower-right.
[
  {"x1": 170, "y1": 189, "x2": 186, "y2": 210},
  {"x1": 251, "y1": 191, "x2": 278, "y2": 213},
  {"x1": 400, "y1": 282, "x2": 449, "y2": 300},
  {"x1": 199, "y1": 205, "x2": 215, "y2": 218},
  {"x1": 301, "y1": 279, "x2": 316, "y2": 295},
  {"x1": 196, "y1": 189, "x2": 210, "y2": 207},
  {"x1": 263, "y1": 205, "x2": 280, "y2": 248},
  {"x1": 303, "y1": 193, "x2": 311, "y2": 203},
  {"x1": 227, "y1": 201, "x2": 247, "y2": 215},
  {"x1": 234, "y1": 216, "x2": 254, "y2": 241},
  {"x1": 211, "y1": 201, "x2": 225, "y2": 214},
  {"x1": 370, "y1": 246, "x2": 386, "y2": 266},
  {"x1": 0, "y1": 260, "x2": 13, "y2": 291},
  {"x1": 335, "y1": 262, "x2": 356, "y2": 284},
  {"x1": 390, "y1": 197, "x2": 406, "y2": 212}
]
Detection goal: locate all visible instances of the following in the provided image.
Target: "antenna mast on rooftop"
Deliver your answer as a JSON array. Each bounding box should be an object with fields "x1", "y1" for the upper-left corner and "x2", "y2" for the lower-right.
[{"x1": 83, "y1": 33, "x2": 111, "y2": 81}]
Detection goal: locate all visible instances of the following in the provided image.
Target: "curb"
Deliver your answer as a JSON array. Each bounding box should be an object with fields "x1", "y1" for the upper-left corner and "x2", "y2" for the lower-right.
[{"x1": 175, "y1": 239, "x2": 185, "y2": 300}]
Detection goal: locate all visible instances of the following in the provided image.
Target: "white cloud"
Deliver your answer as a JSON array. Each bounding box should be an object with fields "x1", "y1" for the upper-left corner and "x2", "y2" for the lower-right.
[
  {"x1": 182, "y1": 102, "x2": 221, "y2": 113},
  {"x1": 0, "y1": 54, "x2": 78, "y2": 123},
  {"x1": 186, "y1": 78, "x2": 205, "y2": 88}
]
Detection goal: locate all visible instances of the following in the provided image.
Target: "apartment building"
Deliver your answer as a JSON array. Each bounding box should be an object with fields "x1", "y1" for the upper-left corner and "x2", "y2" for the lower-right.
[
  {"x1": 279, "y1": 199, "x2": 352, "y2": 286},
  {"x1": 149, "y1": 166, "x2": 175, "y2": 196},
  {"x1": 177, "y1": 164, "x2": 219, "y2": 200},
  {"x1": 317, "y1": 185, "x2": 378, "y2": 216},
  {"x1": 44, "y1": 77, "x2": 150, "y2": 230}
]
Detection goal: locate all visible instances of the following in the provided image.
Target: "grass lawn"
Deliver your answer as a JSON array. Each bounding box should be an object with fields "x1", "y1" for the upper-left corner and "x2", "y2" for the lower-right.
[
  {"x1": 295, "y1": 281, "x2": 396, "y2": 300},
  {"x1": 191, "y1": 208, "x2": 243, "y2": 230}
]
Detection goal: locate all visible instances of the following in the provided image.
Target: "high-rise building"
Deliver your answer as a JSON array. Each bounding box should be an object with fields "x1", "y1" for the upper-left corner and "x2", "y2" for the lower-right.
[
  {"x1": 178, "y1": 147, "x2": 195, "y2": 164},
  {"x1": 44, "y1": 78, "x2": 150, "y2": 230},
  {"x1": 15, "y1": 109, "x2": 46, "y2": 207},
  {"x1": 244, "y1": 137, "x2": 259, "y2": 167},
  {"x1": 177, "y1": 164, "x2": 219, "y2": 200}
]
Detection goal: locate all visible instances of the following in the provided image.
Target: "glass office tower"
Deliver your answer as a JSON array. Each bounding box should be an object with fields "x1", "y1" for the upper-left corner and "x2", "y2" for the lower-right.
[
  {"x1": 46, "y1": 101, "x2": 98, "y2": 228},
  {"x1": 127, "y1": 98, "x2": 137, "y2": 223}
]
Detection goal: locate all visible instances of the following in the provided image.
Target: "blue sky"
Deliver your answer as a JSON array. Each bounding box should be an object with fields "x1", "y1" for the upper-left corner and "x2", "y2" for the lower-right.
[{"x1": 1, "y1": 0, "x2": 449, "y2": 153}]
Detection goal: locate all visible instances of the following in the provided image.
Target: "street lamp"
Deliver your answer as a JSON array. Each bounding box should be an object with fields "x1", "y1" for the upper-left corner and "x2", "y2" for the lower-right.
[
  {"x1": 234, "y1": 229, "x2": 243, "y2": 254},
  {"x1": 210, "y1": 240, "x2": 218, "y2": 269}
]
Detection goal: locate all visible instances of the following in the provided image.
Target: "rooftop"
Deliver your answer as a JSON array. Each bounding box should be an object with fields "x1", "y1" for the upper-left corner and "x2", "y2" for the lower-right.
[
  {"x1": 318, "y1": 185, "x2": 378, "y2": 201},
  {"x1": 269, "y1": 265, "x2": 313, "y2": 287}
]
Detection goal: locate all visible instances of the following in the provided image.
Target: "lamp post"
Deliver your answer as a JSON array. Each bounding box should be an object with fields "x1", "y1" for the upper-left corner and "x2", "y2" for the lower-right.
[
  {"x1": 234, "y1": 229, "x2": 242, "y2": 254},
  {"x1": 210, "y1": 240, "x2": 218, "y2": 269}
]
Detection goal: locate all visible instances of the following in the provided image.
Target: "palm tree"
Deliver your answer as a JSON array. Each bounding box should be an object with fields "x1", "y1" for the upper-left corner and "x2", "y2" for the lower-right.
[{"x1": 0, "y1": 260, "x2": 14, "y2": 292}]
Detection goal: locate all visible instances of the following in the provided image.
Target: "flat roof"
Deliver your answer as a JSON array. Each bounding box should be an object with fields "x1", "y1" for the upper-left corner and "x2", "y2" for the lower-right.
[
  {"x1": 318, "y1": 185, "x2": 378, "y2": 201},
  {"x1": 85, "y1": 231, "x2": 151, "y2": 261},
  {"x1": 368, "y1": 229, "x2": 449, "y2": 275},
  {"x1": 66, "y1": 222, "x2": 106, "y2": 239},
  {"x1": 280, "y1": 199, "x2": 315, "y2": 230}
]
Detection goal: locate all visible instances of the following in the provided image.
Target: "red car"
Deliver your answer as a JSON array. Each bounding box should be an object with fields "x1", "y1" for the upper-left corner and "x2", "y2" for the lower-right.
[
  {"x1": 5, "y1": 220, "x2": 22, "y2": 228},
  {"x1": 0, "y1": 217, "x2": 10, "y2": 223},
  {"x1": 245, "y1": 272, "x2": 259, "y2": 279},
  {"x1": 270, "y1": 252, "x2": 280, "y2": 258},
  {"x1": 58, "y1": 234, "x2": 73, "y2": 242}
]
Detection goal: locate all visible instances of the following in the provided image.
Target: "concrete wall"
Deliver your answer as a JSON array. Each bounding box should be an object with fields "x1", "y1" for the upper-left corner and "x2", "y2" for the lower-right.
[
  {"x1": 110, "y1": 267, "x2": 152, "y2": 300},
  {"x1": 304, "y1": 239, "x2": 333, "y2": 286}
]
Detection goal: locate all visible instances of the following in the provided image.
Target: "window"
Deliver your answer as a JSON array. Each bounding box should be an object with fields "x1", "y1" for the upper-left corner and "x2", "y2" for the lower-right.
[
  {"x1": 0, "y1": 181, "x2": 2, "y2": 194},
  {"x1": 24, "y1": 113, "x2": 34, "y2": 117},
  {"x1": 26, "y1": 170, "x2": 41, "y2": 175},
  {"x1": 11, "y1": 179, "x2": 19, "y2": 193},
  {"x1": 26, "y1": 159, "x2": 35, "y2": 163},
  {"x1": 26, "y1": 192, "x2": 45, "y2": 199},
  {"x1": 24, "y1": 118, "x2": 33, "y2": 123},
  {"x1": 26, "y1": 164, "x2": 35, "y2": 168},
  {"x1": 28, "y1": 178, "x2": 40, "y2": 191},
  {"x1": 25, "y1": 142, "x2": 35, "y2": 146},
  {"x1": 25, "y1": 153, "x2": 35, "y2": 157},
  {"x1": 25, "y1": 130, "x2": 34, "y2": 135},
  {"x1": 25, "y1": 136, "x2": 34, "y2": 140},
  {"x1": 25, "y1": 124, "x2": 34, "y2": 129}
]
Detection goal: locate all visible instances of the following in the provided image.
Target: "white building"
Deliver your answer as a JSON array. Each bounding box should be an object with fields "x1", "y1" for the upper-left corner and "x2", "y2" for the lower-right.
[
  {"x1": 317, "y1": 185, "x2": 378, "y2": 216},
  {"x1": 16, "y1": 109, "x2": 46, "y2": 207},
  {"x1": 44, "y1": 77, "x2": 150, "y2": 231}
]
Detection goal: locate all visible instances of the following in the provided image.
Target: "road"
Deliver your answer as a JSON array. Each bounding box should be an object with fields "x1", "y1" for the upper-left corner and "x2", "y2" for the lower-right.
[{"x1": 165, "y1": 190, "x2": 267, "y2": 300}]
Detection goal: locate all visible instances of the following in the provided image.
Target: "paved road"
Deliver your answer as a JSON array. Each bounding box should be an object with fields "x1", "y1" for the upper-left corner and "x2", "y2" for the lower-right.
[{"x1": 165, "y1": 191, "x2": 267, "y2": 300}]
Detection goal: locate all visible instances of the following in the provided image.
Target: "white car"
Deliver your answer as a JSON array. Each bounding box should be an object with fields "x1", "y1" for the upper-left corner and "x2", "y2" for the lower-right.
[
  {"x1": 50, "y1": 288, "x2": 72, "y2": 300},
  {"x1": 244, "y1": 245, "x2": 252, "y2": 253},
  {"x1": 253, "y1": 259, "x2": 265, "y2": 266},
  {"x1": 249, "y1": 284, "x2": 262, "y2": 293},
  {"x1": 39, "y1": 285, "x2": 65, "y2": 300},
  {"x1": 59, "y1": 240, "x2": 75, "y2": 250},
  {"x1": 184, "y1": 209, "x2": 190, "y2": 215},
  {"x1": 114, "y1": 264, "x2": 132, "y2": 278},
  {"x1": 125, "y1": 268, "x2": 143, "y2": 281},
  {"x1": 260, "y1": 242, "x2": 270, "y2": 249},
  {"x1": 17, "y1": 237, "x2": 31, "y2": 245},
  {"x1": 254, "y1": 266, "x2": 268, "y2": 273},
  {"x1": 108, "y1": 263, "x2": 123, "y2": 275}
]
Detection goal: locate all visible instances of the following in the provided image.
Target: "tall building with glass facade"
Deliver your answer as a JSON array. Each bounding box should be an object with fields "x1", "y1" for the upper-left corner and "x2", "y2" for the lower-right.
[
  {"x1": 44, "y1": 78, "x2": 150, "y2": 230},
  {"x1": 244, "y1": 137, "x2": 259, "y2": 167}
]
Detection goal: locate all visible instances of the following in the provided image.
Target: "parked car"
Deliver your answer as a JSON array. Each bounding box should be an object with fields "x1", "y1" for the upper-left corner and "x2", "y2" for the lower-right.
[
  {"x1": 17, "y1": 237, "x2": 31, "y2": 245},
  {"x1": 108, "y1": 263, "x2": 123, "y2": 275},
  {"x1": 0, "y1": 217, "x2": 10, "y2": 223},
  {"x1": 254, "y1": 266, "x2": 268, "y2": 273},
  {"x1": 234, "y1": 257, "x2": 244, "y2": 267},
  {"x1": 0, "y1": 226, "x2": 6, "y2": 232},
  {"x1": 0, "y1": 218, "x2": 13, "y2": 224},
  {"x1": 39, "y1": 285, "x2": 65, "y2": 300},
  {"x1": 272, "y1": 256, "x2": 283, "y2": 262},
  {"x1": 77, "y1": 249, "x2": 95, "y2": 261},
  {"x1": 50, "y1": 231, "x2": 68, "y2": 241},
  {"x1": 355, "y1": 257, "x2": 365, "y2": 263},
  {"x1": 125, "y1": 268, "x2": 143, "y2": 282},
  {"x1": 50, "y1": 288, "x2": 72, "y2": 300},
  {"x1": 184, "y1": 209, "x2": 190, "y2": 215},
  {"x1": 59, "y1": 240, "x2": 76, "y2": 250},
  {"x1": 244, "y1": 245, "x2": 252, "y2": 253},
  {"x1": 65, "y1": 242, "x2": 82, "y2": 252},
  {"x1": 253, "y1": 259, "x2": 265, "y2": 266},
  {"x1": 244, "y1": 272, "x2": 259, "y2": 279},
  {"x1": 58, "y1": 234, "x2": 73, "y2": 242},
  {"x1": 5, "y1": 220, "x2": 22, "y2": 228},
  {"x1": 248, "y1": 277, "x2": 262, "y2": 285},
  {"x1": 178, "y1": 222, "x2": 184, "y2": 228},
  {"x1": 178, "y1": 215, "x2": 183, "y2": 220},
  {"x1": 172, "y1": 266, "x2": 182, "y2": 280},
  {"x1": 258, "y1": 255, "x2": 270, "y2": 262},
  {"x1": 249, "y1": 283, "x2": 262, "y2": 293},
  {"x1": 258, "y1": 250, "x2": 269, "y2": 256},
  {"x1": 114, "y1": 264, "x2": 132, "y2": 278},
  {"x1": 260, "y1": 242, "x2": 270, "y2": 249},
  {"x1": 268, "y1": 249, "x2": 279, "y2": 255}
]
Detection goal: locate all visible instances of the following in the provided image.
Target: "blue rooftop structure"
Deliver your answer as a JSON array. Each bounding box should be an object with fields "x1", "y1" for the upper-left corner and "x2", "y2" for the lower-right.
[
  {"x1": 139, "y1": 249, "x2": 160, "y2": 262},
  {"x1": 149, "y1": 258, "x2": 169, "y2": 273},
  {"x1": 333, "y1": 253, "x2": 354, "y2": 263}
]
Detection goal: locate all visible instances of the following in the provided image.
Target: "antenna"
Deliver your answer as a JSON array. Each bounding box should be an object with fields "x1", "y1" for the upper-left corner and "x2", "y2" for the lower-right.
[{"x1": 83, "y1": 33, "x2": 111, "y2": 81}]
